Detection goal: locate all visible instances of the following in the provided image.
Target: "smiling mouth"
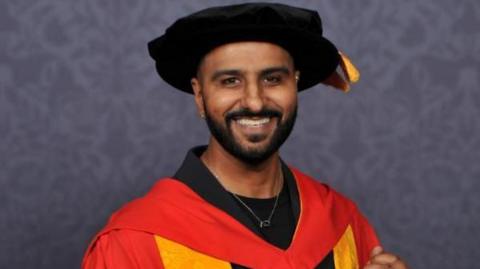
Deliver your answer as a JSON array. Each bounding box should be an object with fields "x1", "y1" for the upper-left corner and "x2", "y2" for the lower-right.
[
  {"x1": 225, "y1": 108, "x2": 282, "y2": 126},
  {"x1": 235, "y1": 117, "x2": 271, "y2": 127}
]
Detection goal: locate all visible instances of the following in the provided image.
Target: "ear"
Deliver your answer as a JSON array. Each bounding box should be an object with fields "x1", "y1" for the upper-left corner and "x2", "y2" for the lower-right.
[
  {"x1": 295, "y1": 71, "x2": 300, "y2": 84},
  {"x1": 191, "y1": 77, "x2": 205, "y2": 118}
]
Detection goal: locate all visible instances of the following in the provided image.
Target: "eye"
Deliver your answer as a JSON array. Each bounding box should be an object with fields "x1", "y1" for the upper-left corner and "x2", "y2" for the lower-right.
[
  {"x1": 263, "y1": 74, "x2": 282, "y2": 85},
  {"x1": 220, "y1": 77, "x2": 241, "y2": 87}
]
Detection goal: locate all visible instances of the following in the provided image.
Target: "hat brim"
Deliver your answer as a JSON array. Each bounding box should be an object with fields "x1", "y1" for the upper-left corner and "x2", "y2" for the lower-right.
[{"x1": 148, "y1": 24, "x2": 339, "y2": 93}]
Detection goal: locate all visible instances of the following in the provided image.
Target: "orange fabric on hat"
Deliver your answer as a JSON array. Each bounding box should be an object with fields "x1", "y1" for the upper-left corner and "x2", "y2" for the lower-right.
[{"x1": 322, "y1": 52, "x2": 360, "y2": 92}]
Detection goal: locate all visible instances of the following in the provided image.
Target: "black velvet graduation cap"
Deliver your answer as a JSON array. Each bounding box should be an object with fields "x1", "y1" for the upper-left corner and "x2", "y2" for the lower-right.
[{"x1": 148, "y1": 2, "x2": 358, "y2": 93}]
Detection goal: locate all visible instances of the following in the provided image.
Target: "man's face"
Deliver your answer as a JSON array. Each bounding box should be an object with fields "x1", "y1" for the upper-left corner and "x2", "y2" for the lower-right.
[{"x1": 191, "y1": 42, "x2": 298, "y2": 164}]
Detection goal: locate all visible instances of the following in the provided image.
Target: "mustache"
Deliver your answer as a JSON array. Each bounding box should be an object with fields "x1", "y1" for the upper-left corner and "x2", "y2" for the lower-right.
[{"x1": 225, "y1": 108, "x2": 282, "y2": 122}]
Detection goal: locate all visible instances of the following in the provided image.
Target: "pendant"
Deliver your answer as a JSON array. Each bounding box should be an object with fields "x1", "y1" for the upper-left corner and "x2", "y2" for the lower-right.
[{"x1": 260, "y1": 220, "x2": 271, "y2": 228}]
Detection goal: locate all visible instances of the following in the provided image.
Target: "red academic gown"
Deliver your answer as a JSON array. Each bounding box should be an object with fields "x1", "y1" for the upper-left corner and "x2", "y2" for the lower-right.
[{"x1": 82, "y1": 167, "x2": 379, "y2": 269}]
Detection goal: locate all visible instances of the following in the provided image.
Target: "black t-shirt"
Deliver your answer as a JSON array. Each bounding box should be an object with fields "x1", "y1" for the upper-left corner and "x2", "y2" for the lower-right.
[{"x1": 229, "y1": 180, "x2": 295, "y2": 250}]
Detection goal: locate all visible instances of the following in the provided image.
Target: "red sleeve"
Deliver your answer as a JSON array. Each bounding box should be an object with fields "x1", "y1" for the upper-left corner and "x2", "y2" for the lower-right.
[
  {"x1": 351, "y1": 211, "x2": 380, "y2": 268},
  {"x1": 82, "y1": 230, "x2": 164, "y2": 269}
]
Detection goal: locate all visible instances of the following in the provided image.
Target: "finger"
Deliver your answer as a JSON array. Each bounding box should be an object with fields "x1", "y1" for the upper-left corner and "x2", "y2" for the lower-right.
[
  {"x1": 390, "y1": 258, "x2": 409, "y2": 269},
  {"x1": 370, "y1": 252, "x2": 399, "y2": 265},
  {"x1": 363, "y1": 263, "x2": 389, "y2": 269},
  {"x1": 370, "y1": 246, "x2": 383, "y2": 258}
]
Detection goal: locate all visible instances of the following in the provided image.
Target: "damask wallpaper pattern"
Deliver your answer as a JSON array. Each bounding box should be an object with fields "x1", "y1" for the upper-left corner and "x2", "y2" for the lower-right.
[{"x1": 0, "y1": 0, "x2": 478, "y2": 268}]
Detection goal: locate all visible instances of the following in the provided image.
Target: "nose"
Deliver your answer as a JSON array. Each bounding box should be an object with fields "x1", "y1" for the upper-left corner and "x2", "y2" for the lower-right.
[{"x1": 241, "y1": 81, "x2": 265, "y2": 113}]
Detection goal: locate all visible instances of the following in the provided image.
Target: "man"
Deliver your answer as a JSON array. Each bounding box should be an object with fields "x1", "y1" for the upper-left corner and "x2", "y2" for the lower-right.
[{"x1": 82, "y1": 3, "x2": 408, "y2": 269}]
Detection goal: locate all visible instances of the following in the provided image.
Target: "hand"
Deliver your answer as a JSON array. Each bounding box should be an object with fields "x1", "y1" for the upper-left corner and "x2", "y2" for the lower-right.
[{"x1": 364, "y1": 246, "x2": 409, "y2": 269}]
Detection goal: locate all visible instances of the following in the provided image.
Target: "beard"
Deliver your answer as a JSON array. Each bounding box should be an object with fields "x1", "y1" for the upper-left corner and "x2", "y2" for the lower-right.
[{"x1": 204, "y1": 104, "x2": 297, "y2": 165}]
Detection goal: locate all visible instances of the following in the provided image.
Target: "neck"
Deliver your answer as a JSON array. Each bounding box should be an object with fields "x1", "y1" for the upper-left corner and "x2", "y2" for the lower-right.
[{"x1": 201, "y1": 139, "x2": 283, "y2": 199}]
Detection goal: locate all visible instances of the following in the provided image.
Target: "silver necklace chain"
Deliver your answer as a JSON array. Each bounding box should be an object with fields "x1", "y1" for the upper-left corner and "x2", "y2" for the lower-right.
[
  {"x1": 230, "y1": 189, "x2": 280, "y2": 228},
  {"x1": 207, "y1": 165, "x2": 283, "y2": 228}
]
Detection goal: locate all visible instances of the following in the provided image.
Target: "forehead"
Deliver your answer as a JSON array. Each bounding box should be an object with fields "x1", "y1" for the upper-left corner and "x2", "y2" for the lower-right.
[{"x1": 197, "y1": 41, "x2": 295, "y2": 75}]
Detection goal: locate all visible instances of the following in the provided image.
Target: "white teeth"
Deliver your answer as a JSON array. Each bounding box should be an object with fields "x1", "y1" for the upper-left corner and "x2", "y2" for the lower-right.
[{"x1": 236, "y1": 118, "x2": 270, "y2": 127}]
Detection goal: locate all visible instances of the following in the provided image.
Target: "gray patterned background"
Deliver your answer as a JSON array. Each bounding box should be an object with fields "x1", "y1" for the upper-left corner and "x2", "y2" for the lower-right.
[{"x1": 1, "y1": 0, "x2": 479, "y2": 268}]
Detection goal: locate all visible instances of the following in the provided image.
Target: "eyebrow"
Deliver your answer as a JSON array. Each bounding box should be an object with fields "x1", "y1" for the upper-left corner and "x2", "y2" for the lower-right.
[
  {"x1": 210, "y1": 66, "x2": 292, "y2": 81},
  {"x1": 260, "y1": 66, "x2": 291, "y2": 77}
]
